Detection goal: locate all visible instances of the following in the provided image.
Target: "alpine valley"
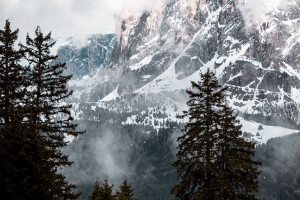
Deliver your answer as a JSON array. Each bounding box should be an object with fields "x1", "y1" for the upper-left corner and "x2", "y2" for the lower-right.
[{"x1": 55, "y1": 0, "x2": 300, "y2": 199}]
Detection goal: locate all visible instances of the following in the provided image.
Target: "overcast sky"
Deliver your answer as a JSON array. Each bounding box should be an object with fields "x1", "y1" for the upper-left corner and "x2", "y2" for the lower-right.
[{"x1": 0, "y1": 0, "x2": 160, "y2": 42}]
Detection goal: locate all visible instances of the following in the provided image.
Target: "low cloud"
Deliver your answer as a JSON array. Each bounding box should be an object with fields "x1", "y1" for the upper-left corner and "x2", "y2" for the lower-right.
[
  {"x1": 237, "y1": 0, "x2": 289, "y2": 30},
  {"x1": 0, "y1": 0, "x2": 162, "y2": 43},
  {"x1": 62, "y1": 124, "x2": 136, "y2": 192}
]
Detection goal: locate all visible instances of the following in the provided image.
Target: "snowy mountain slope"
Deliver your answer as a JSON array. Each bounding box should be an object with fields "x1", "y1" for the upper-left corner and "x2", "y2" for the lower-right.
[
  {"x1": 68, "y1": 69, "x2": 113, "y2": 101},
  {"x1": 50, "y1": 34, "x2": 118, "y2": 102},
  {"x1": 105, "y1": 0, "x2": 300, "y2": 124},
  {"x1": 65, "y1": 0, "x2": 300, "y2": 143},
  {"x1": 238, "y1": 117, "x2": 298, "y2": 144},
  {"x1": 69, "y1": 87, "x2": 299, "y2": 145},
  {"x1": 100, "y1": 84, "x2": 120, "y2": 102}
]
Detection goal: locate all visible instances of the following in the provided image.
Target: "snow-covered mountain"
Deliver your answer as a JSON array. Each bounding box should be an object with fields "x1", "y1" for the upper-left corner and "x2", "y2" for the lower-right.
[
  {"x1": 60, "y1": 1, "x2": 300, "y2": 199},
  {"x1": 108, "y1": 0, "x2": 300, "y2": 123},
  {"x1": 60, "y1": 0, "x2": 300, "y2": 143}
]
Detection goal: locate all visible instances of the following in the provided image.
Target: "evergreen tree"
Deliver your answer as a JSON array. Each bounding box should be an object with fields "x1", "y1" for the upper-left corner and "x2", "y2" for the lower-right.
[
  {"x1": 216, "y1": 106, "x2": 261, "y2": 199},
  {"x1": 116, "y1": 180, "x2": 137, "y2": 200},
  {"x1": 21, "y1": 27, "x2": 81, "y2": 139},
  {"x1": 88, "y1": 180, "x2": 102, "y2": 200},
  {"x1": 18, "y1": 26, "x2": 83, "y2": 199},
  {"x1": 0, "y1": 20, "x2": 30, "y2": 199},
  {"x1": 0, "y1": 20, "x2": 26, "y2": 125},
  {"x1": 171, "y1": 69, "x2": 260, "y2": 200},
  {"x1": 101, "y1": 178, "x2": 115, "y2": 200},
  {"x1": 88, "y1": 178, "x2": 115, "y2": 200}
]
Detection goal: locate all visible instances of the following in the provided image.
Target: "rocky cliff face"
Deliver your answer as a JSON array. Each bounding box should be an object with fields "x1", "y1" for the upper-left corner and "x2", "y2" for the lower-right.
[
  {"x1": 108, "y1": 0, "x2": 206, "y2": 95},
  {"x1": 102, "y1": 0, "x2": 300, "y2": 124},
  {"x1": 66, "y1": 0, "x2": 300, "y2": 125},
  {"x1": 55, "y1": 34, "x2": 116, "y2": 79}
]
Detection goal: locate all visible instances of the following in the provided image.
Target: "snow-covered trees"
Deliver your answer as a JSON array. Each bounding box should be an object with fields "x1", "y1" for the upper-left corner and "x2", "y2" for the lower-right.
[{"x1": 171, "y1": 69, "x2": 261, "y2": 199}]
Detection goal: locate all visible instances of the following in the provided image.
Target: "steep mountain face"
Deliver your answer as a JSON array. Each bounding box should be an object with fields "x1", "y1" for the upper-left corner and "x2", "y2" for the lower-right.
[
  {"x1": 54, "y1": 34, "x2": 116, "y2": 79},
  {"x1": 98, "y1": 0, "x2": 300, "y2": 124},
  {"x1": 61, "y1": 0, "x2": 300, "y2": 140},
  {"x1": 109, "y1": 0, "x2": 205, "y2": 95}
]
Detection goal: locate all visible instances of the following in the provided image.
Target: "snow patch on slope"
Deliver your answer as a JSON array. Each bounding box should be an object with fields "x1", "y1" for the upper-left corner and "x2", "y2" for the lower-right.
[
  {"x1": 239, "y1": 117, "x2": 298, "y2": 144},
  {"x1": 215, "y1": 43, "x2": 251, "y2": 77},
  {"x1": 130, "y1": 55, "x2": 153, "y2": 70},
  {"x1": 100, "y1": 84, "x2": 120, "y2": 102}
]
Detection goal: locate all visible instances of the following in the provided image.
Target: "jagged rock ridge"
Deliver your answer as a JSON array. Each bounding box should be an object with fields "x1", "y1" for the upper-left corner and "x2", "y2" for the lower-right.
[{"x1": 104, "y1": 0, "x2": 300, "y2": 124}]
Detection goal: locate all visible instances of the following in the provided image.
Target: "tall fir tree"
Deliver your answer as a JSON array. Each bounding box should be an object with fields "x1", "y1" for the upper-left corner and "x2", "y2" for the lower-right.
[
  {"x1": 101, "y1": 178, "x2": 115, "y2": 200},
  {"x1": 171, "y1": 69, "x2": 260, "y2": 200},
  {"x1": 216, "y1": 106, "x2": 261, "y2": 199},
  {"x1": 0, "y1": 20, "x2": 31, "y2": 200},
  {"x1": 116, "y1": 180, "x2": 138, "y2": 200},
  {"x1": 0, "y1": 20, "x2": 26, "y2": 125},
  {"x1": 19, "y1": 26, "x2": 83, "y2": 199},
  {"x1": 88, "y1": 178, "x2": 115, "y2": 200},
  {"x1": 88, "y1": 180, "x2": 102, "y2": 200},
  {"x1": 21, "y1": 26, "x2": 81, "y2": 140}
]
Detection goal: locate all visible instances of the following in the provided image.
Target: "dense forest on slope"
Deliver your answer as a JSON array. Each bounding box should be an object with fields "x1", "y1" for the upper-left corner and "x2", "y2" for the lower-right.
[
  {"x1": 63, "y1": 120, "x2": 182, "y2": 200},
  {"x1": 255, "y1": 133, "x2": 300, "y2": 200},
  {"x1": 63, "y1": 109, "x2": 300, "y2": 200}
]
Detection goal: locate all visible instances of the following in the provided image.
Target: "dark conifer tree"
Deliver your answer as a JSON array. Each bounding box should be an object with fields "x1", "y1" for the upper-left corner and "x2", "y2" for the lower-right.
[
  {"x1": 217, "y1": 106, "x2": 261, "y2": 199},
  {"x1": 21, "y1": 27, "x2": 81, "y2": 140},
  {"x1": 116, "y1": 180, "x2": 137, "y2": 200},
  {"x1": 88, "y1": 180, "x2": 102, "y2": 200},
  {"x1": 0, "y1": 20, "x2": 26, "y2": 124},
  {"x1": 88, "y1": 178, "x2": 115, "y2": 200},
  {"x1": 101, "y1": 178, "x2": 115, "y2": 200},
  {"x1": 171, "y1": 69, "x2": 260, "y2": 200},
  {"x1": 18, "y1": 26, "x2": 84, "y2": 199},
  {"x1": 0, "y1": 20, "x2": 29, "y2": 200}
]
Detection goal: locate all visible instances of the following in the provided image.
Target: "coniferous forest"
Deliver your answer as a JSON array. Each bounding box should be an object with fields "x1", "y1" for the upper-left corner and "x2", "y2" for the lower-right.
[
  {"x1": 0, "y1": 20, "x2": 84, "y2": 199},
  {"x1": 1, "y1": 20, "x2": 300, "y2": 200}
]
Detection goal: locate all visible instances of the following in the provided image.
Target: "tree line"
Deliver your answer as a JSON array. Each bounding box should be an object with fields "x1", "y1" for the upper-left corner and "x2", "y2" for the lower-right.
[{"x1": 88, "y1": 178, "x2": 138, "y2": 200}]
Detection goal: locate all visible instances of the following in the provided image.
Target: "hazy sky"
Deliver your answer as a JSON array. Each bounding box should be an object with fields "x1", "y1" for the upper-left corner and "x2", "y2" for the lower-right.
[{"x1": 0, "y1": 0, "x2": 160, "y2": 42}]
